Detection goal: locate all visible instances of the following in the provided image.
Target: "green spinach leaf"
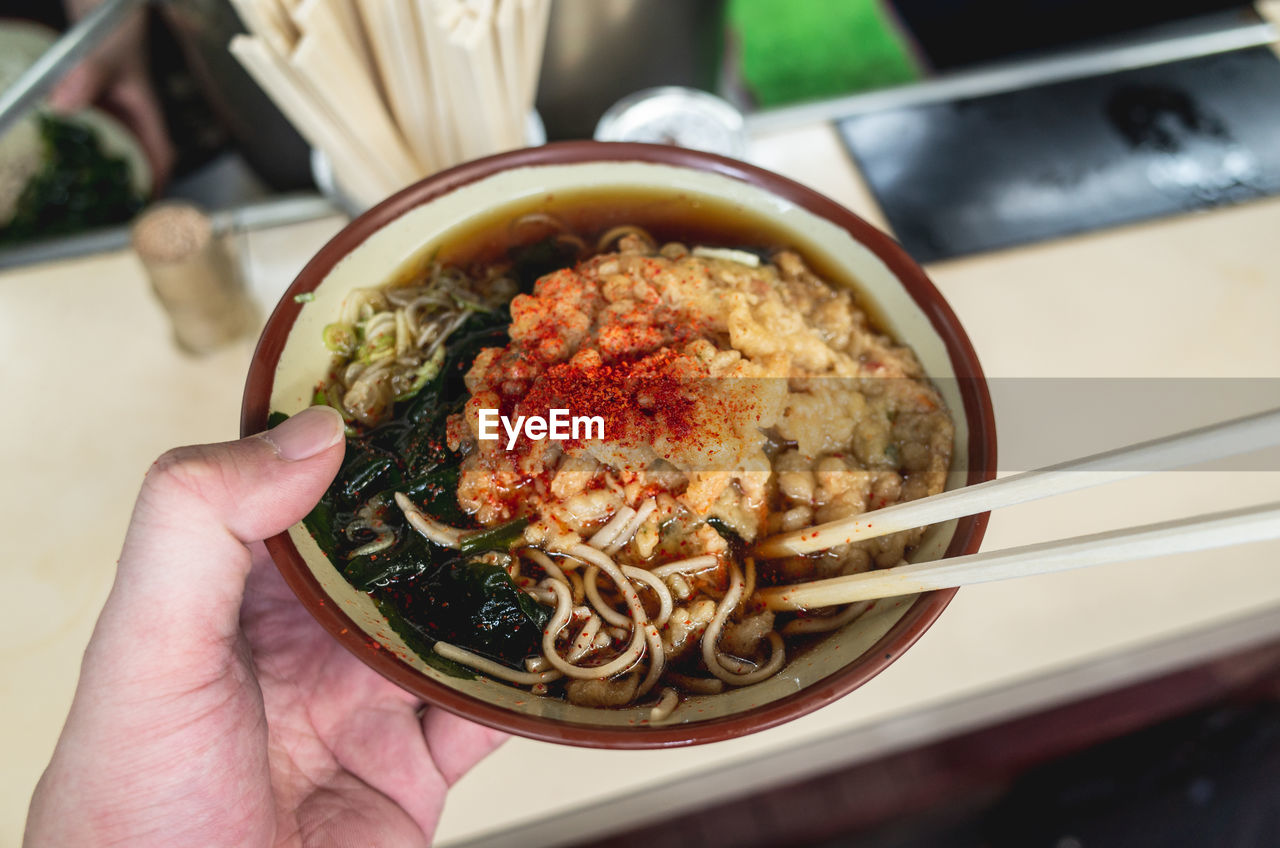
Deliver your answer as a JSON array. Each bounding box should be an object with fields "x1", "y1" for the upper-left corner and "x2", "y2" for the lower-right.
[
  {"x1": 707, "y1": 516, "x2": 748, "y2": 561},
  {"x1": 375, "y1": 552, "x2": 551, "y2": 667},
  {"x1": 374, "y1": 598, "x2": 474, "y2": 680},
  {"x1": 508, "y1": 236, "x2": 580, "y2": 293},
  {"x1": 299, "y1": 306, "x2": 553, "y2": 671},
  {"x1": 459, "y1": 517, "x2": 531, "y2": 554}
]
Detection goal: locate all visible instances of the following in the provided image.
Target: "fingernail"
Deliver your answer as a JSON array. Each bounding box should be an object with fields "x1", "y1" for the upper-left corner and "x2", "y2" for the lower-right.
[{"x1": 260, "y1": 406, "x2": 344, "y2": 461}]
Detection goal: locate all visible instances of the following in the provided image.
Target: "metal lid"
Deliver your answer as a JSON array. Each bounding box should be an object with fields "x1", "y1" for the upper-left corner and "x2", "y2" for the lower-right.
[{"x1": 594, "y1": 86, "x2": 748, "y2": 160}]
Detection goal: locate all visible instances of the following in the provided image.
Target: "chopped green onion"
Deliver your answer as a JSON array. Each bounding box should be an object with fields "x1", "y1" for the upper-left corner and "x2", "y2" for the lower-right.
[
  {"x1": 450, "y1": 292, "x2": 491, "y2": 313},
  {"x1": 357, "y1": 333, "x2": 395, "y2": 363},
  {"x1": 293, "y1": 292, "x2": 316, "y2": 303},
  {"x1": 313, "y1": 385, "x2": 352, "y2": 421},
  {"x1": 394, "y1": 345, "x2": 447, "y2": 402},
  {"x1": 323, "y1": 322, "x2": 357, "y2": 355}
]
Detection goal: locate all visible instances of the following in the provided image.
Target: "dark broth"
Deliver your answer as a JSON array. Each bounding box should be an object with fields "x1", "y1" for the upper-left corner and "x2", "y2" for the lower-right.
[{"x1": 387, "y1": 185, "x2": 894, "y2": 334}]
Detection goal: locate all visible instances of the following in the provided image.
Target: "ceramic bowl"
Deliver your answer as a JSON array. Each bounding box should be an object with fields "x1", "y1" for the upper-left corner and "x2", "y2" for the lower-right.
[{"x1": 242, "y1": 141, "x2": 996, "y2": 748}]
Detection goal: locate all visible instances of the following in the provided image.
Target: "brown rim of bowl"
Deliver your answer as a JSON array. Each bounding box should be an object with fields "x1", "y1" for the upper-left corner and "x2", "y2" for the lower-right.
[{"x1": 242, "y1": 141, "x2": 998, "y2": 749}]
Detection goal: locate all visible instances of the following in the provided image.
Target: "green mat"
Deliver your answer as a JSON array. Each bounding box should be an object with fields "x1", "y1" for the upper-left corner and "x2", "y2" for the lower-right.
[{"x1": 728, "y1": 0, "x2": 921, "y2": 108}]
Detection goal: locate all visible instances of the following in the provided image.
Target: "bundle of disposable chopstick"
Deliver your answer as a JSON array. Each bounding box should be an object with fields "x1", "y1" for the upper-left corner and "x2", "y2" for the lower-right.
[{"x1": 228, "y1": 0, "x2": 551, "y2": 209}]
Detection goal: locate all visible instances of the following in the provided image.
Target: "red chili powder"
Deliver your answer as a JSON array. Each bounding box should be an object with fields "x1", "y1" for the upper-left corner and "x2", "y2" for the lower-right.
[{"x1": 514, "y1": 347, "x2": 700, "y2": 451}]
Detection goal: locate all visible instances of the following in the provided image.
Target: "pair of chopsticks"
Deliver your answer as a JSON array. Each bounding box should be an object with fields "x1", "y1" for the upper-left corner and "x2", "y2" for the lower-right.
[
  {"x1": 755, "y1": 408, "x2": 1280, "y2": 611},
  {"x1": 227, "y1": 0, "x2": 550, "y2": 209}
]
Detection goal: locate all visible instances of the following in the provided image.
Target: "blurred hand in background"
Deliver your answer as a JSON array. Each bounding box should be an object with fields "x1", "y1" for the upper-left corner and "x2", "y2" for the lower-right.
[{"x1": 48, "y1": 0, "x2": 174, "y2": 188}]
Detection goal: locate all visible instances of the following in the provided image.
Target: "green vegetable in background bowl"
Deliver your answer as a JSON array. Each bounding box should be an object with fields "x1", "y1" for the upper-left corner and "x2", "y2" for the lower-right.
[
  {"x1": 0, "y1": 114, "x2": 144, "y2": 245},
  {"x1": 0, "y1": 21, "x2": 150, "y2": 246}
]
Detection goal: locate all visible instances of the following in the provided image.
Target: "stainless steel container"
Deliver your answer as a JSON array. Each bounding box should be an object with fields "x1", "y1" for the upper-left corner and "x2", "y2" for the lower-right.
[
  {"x1": 536, "y1": 0, "x2": 726, "y2": 139},
  {"x1": 594, "y1": 86, "x2": 746, "y2": 158}
]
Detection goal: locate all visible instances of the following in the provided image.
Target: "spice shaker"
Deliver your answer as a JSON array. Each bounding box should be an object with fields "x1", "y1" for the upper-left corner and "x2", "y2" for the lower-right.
[{"x1": 131, "y1": 201, "x2": 256, "y2": 354}]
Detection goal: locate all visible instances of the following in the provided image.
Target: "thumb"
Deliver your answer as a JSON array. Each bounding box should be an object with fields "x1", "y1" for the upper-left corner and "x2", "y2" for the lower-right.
[{"x1": 103, "y1": 406, "x2": 345, "y2": 660}]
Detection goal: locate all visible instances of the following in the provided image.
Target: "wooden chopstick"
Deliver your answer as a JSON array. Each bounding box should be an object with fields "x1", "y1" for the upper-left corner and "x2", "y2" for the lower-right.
[
  {"x1": 757, "y1": 500, "x2": 1280, "y2": 610},
  {"x1": 228, "y1": 0, "x2": 297, "y2": 57},
  {"x1": 755, "y1": 407, "x2": 1280, "y2": 559},
  {"x1": 451, "y1": 1, "x2": 500, "y2": 151},
  {"x1": 465, "y1": 0, "x2": 521, "y2": 148},
  {"x1": 290, "y1": 2, "x2": 376, "y2": 98},
  {"x1": 289, "y1": 31, "x2": 422, "y2": 186},
  {"x1": 236, "y1": 0, "x2": 550, "y2": 189},
  {"x1": 229, "y1": 35, "x2": 394, "y2": 205},
  {"x1": 419, "y1": 0, "x2": 467, "y2": 162},
  {"x1": 494, "y1": 0, "x2": 522, "y2": 131},
  {"x1": 517, "y1": 0, "x2": 549, "y2": 108},
  {"x1": 441, "y1": 5, "x2": 501, "y2": 160},
  {"x1": 356, "y1": 0, "x2": 437, "y2": 174},
  {"x1": 321, "y1": 0, "x2": 376, "y2": 83}
]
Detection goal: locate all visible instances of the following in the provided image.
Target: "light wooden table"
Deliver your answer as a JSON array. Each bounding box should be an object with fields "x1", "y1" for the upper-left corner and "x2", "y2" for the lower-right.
[{"x1": 1, "y1": 124, "x2": 1278, "y2": 848}]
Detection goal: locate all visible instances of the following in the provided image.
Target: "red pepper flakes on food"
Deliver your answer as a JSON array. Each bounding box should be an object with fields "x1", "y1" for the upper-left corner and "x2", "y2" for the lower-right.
[{"x1": 510, "y1": 347, "x2": 701, "y2": 452}]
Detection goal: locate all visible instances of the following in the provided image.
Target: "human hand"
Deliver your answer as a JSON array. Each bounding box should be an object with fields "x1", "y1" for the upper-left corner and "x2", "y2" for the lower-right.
[
  {"x1": 25, "y1": 406, "x2": 505, "y2": 847},
  {"x1": 47, "y1": 0, "x2": 175, "y2": 187}
]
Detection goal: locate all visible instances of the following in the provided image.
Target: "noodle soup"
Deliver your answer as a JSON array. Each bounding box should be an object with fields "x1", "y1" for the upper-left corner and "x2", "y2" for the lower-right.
[{"x1": 287, "y1": 190, "x2": 953, "y2": 723}]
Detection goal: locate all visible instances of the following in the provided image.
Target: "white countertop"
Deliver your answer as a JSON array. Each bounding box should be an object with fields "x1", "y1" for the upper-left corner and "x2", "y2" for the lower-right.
[{"x1": 2, "y1": 124, "x2": 1278, "y2": 848}]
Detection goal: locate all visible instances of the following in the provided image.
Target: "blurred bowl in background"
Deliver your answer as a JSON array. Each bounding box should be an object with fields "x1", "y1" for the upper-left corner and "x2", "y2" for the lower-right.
[{"x1": 0, "y1": 20, "x2": 151, "y2": 231}]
